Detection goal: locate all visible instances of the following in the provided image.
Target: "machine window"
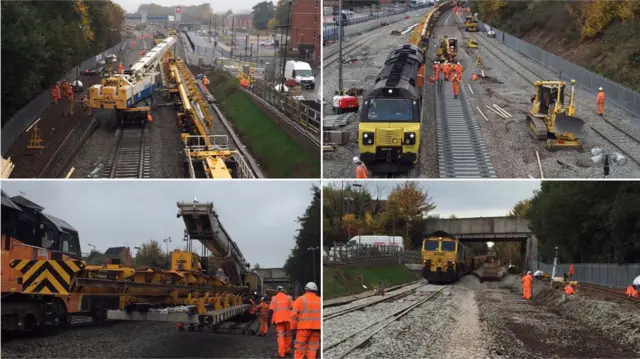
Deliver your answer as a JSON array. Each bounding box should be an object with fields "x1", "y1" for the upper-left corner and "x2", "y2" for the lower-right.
[
  {"x1": 441, "y1": 241, "x2": 456, "y2": 252},
  {"x1": 424, "y1": 240, "x2": 439, "y2": 251},
  {"x1": 367, "y1": 99, "x2": 413, "y2": 122}
]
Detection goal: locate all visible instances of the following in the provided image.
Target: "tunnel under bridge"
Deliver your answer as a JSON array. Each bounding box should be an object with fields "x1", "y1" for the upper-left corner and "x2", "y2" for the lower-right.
[{"x1": 424, "y1": 217, "x2": 537, "y2": 271}]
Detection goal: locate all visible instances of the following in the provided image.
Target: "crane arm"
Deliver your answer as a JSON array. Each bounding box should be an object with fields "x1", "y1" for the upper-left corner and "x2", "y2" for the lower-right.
[{"x1": 177, "y1": 201, "x2": 249, "y2": 286}]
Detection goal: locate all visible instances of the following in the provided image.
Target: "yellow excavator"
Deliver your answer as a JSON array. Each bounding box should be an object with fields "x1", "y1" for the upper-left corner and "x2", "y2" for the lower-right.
[
  {"x1": 464, "y1": 14, "x2": 479, "y2": 32},
  {"x1": 527, "y1": 80, "x2": 585, "y2": 150}
]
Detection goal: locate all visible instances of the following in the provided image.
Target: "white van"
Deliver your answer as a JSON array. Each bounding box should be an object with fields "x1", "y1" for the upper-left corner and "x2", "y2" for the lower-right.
[
  {"x1": 284, "y1": 60, "x2": 315, "y2": 89},
  {"x1": 347, "y1": 235, "x2": 405, "y2": 250}
]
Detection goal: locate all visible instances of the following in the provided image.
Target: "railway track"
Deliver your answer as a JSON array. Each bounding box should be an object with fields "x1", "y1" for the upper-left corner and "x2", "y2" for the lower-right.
[
  {"x1": 103, "y1": 126, "x2": 151, "y2": 178},
  {"x1": 325, "y1": 286, "x2": 446, "y2": 359},
  {"x1": 465, "y1": 19, "x2": 640, "y2": 167},
  {"x1": 43, "y1": 117, "x2": 100, "y2": 178},
  {"x1": 436, "y1": 79, "x2": 496, "y2": 177},
  {"x1": 323, "y1": 18, "x2": 421, "y2": 69},
  {"x1": 580, "y1": 283, "x2": 640, "y2": 304},
  {"x1": 324, "y1": 282, "x2": 425, "y2": 320}
]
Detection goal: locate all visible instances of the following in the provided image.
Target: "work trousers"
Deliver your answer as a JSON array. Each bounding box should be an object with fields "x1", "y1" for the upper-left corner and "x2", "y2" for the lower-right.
[
  {"x1": 294, "y1": 329, "x2": 320, "y2": 359},
  {"x1": 276, "y1": 322, "x2": 292, "y2": 357},
  {"x1": 259, "y1": 317, "x2": 268, "y2": 336},
  {"x1": 523, "y1": 285, "x2": 532, "y2": 300}
]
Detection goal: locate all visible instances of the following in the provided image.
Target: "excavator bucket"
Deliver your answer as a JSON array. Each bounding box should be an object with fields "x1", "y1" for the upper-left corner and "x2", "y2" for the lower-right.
[{"x1": 555, "y1": 114, "x2": 585, "y2": 135}]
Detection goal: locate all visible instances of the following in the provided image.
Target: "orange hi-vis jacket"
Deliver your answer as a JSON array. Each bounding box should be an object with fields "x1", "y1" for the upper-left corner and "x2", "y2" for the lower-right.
[
  {"x1": 355, "y1": 164, "x2": 368, "y2": 178},
  {"x1": 290, "y1": 292, "x2": 320, "y2": 330},
  {"x1": 569, "y1": 264, "x2": 574, "y2": 276},
  {"x1": 257, "y1": 302, "x2": 269, "y2": 320},
  {"x1": 269, "y1": 292, "x2": 293, "y2": 324},
  {"x1": 597, "y1": 91, "x2": 606, "y2": 105},
  {"x1": 626, "y1": 285, "x2": 638, "y2": 297},
  {"x1": 564, "y1": 285, "x2": 575, "y2": 295}
]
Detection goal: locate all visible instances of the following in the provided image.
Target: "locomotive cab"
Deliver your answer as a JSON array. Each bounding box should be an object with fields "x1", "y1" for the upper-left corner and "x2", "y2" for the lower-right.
[{"x1": 358, "y1": 44, "x2": 424, "y2": 174}]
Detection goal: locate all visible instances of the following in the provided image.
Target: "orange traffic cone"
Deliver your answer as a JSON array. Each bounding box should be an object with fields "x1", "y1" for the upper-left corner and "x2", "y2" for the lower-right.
[{"x1": 471, "y1": 73, "x2": 478, "y2": 81}]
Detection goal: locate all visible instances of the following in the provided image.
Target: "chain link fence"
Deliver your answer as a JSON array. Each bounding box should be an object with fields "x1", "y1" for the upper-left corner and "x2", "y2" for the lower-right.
[
  {"x1": 1, "y1": 41, "x2": 127, "y2": 155},
  {"x1": 478, "y1": 21, "x2": 640, "y2": 116},
  {"x1": 536, "y1": 262, "x2": 639, "y2": 289}
]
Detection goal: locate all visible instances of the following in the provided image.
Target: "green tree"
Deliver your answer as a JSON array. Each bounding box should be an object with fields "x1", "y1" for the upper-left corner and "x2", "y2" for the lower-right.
[
  {"x1": 528, "y1": 182, "x2": 640, "y2": 263},
  {"x1": 284, "y1": 185, "x2": 321, "y2": 292},
  {"x1": 252, "y1": 1, "x2": 275, "y2": 30},
  {"x1": 274, "y1": 0, "x2": 291, "y2": 27},
  {"x1": 136, "y1": 240, "x2": 169, "y2": 269},
  {"x1": 252, "y1": 262, "x2": 261, "y2": 270}
]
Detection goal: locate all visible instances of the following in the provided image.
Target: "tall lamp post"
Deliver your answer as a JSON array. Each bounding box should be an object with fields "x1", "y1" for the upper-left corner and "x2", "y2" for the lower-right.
[
  {"x1": 307, "y1": 246, "x2": 320, "y2": 284},
  {"x1": 352, "y1": 183, "x2": 363, "y2": 248},
  {"x1": 163, "y1": 237, "x2": 172, "y2": 255}
]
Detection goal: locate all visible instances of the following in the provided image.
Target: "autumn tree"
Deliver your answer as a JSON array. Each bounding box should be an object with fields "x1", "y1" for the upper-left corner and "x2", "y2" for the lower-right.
[
  {"x1": 136, "y1": 240, "x2": 169, "y2": 269},
  {"x1": 384, "y1": 182, "x2": 436, "y2": 249}
]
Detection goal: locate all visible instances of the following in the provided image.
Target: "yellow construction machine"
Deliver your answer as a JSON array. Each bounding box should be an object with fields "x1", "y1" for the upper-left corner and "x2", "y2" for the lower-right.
[
  {"x1": 527, "y1": 80, "x2": 585, "y2": 150},
  {"x1": 464, "y1": 14, "x2": 479, "y2": 32},
  {"x1": 435, "y1": 36, "x2": 458, "y2": 62}
]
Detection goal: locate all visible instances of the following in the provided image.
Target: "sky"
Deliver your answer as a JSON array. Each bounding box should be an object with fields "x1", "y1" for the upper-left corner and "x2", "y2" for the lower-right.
[
  {"x1": 113, "y1": 0, "x2": 254, "y2": 15},
  {"x1": 325, "y1": 180, "x2": 541, "y2": 218},
  {"x1": 2, "y1": 180, "x2": 319, "y2": 268}
]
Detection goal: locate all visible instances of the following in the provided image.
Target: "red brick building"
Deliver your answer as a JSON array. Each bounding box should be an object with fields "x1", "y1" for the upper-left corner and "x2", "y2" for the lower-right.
[
  {"x1": 234, "y1": 14, "x2": 254, "y2": 31},
  {"x1": 290, "y1": 0, "x2": 320, "y2": 65}
]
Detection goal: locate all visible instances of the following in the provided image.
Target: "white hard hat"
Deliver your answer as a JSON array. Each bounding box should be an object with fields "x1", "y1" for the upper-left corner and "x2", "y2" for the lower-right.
[
  {"x1": 276, "y1": 286, "x2": 284, "y2": 292},
  {"x1": 598, "y1": 87, "x2": 603, "y2": 91},
  {"x1": 352, "y1": 156, "x2": 361, "y2": 164},
  {"x1": 260, "y1": 297, "x2": 265, "y2": 301},
  {"x1": 305, "y1": 282, "x2": 318, "y2": 292},
  {"x1": 527, "y1": 271, "x2": 532, "y2": 274},
  {"x1": 457, "y1": 62, "x2": 460, "y2": 65}
]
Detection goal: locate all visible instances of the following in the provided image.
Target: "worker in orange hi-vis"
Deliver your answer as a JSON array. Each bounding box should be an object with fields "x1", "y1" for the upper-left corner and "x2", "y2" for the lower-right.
[
  {"x1": 471, "y1": 73, "x2": 478, "y2": 81},
  {"x1": 521, "y1": 271, "x2": 533, "y2": 300},
  {"x1": 290, "y1": 282, "x2": 321, "y2": 359},
  {"x1": 442, "y1": 61, "x2": 450, "y2": 81},
  {"x1": 596, "y1": 87, "x2": 605, "y2": 117},
  {"x1": 452, "y1": 75, "x2": 460, "y2": 99},
  {"x1": 61, "y1": 80, "x2": 68, "y2": 96},
  {"x1": 353, "y1": 156, "x2": 368, "y2": 179},
  {"x1": 563, "y1": 282, "x2": 575, "y2": 295},
  {"x1": 256, "y1": 297, "x2": 269, "y2": 336},
  {"x1": 50, "y1": 86, "x2": 58, "y2": 105},
  {"x1": 66, "y1": 86, "x2": 75, "y2": 115},
  {"x1": 432, "y1": 61, "x2": 439, "y2": 80},
  {"x1": 82, "y1": 95, "x2": 91, "y2": 116},
  {"x1": 118, "y1": 62, "x2": 124, "y2": 74},
  {"x1": 269, "y1": 286, "x2": 293, "y2": 358},
  {"x1": 449, "y1": 63, "x2": 456, "y2": 81},
  {"x1": 455, "y1": 62, "x2": 463, "y2": 79},
  {"x1": 146, "y1": 112, "x2": 153, "y2": 123},
  {"x1": 203, "y1": 76, "x2": 210, "y2": 86},
  {"x1": 55, "y1": 82, "x2": 62, "y2": 101},
  {"x1": 568, "y1": 264, "x2": 575, "y2": 277},
  {"x1": 625, "y1": 285, "x2": 638, "y2": 298}
]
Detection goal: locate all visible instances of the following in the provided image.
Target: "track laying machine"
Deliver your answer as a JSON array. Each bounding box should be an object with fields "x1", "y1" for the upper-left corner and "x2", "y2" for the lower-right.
[
  {"x1": 89, "y1": 35, "x2": 177, "y2": 125},
  {"x1": 464, "y1": 14, "x2": 479, "y2": 32},
  {"x1": 1, "y1": 192, "x2": 262, "y2": 334},
  {"x1": 527, "y1": 79, "x2": 585, "y2": 150},
  {"x1": 161, "y1": 51, "x2": 256, "y2": 178}
]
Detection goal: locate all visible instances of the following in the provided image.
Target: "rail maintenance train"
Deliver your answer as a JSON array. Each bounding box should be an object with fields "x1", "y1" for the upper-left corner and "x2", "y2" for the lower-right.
[
  {"x1": 1, "y1": 192, "x2": 263, "y2": 334},
  {"x1": 358, "y1": 44, "x2": 425, "y2": 174},
  {"x1": 420, "y1": 230, "x2": 489, "y2": 283}
]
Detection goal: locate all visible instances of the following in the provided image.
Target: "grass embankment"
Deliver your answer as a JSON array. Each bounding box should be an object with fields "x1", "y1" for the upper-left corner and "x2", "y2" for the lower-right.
[
  {"x1": 323, "y1": 266, "x2": 421, "y2": 300},
  {"x1": 206, "y1": 70, "x2": 319, "y2": 178}
]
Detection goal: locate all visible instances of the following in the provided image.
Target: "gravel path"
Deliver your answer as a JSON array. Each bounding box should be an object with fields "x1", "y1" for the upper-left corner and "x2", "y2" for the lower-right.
[
  {"x1": 324, "y1": 281, "x2": 423, "y2": 316},
  {"x1": 2, "y1": 321, "x2": 279, "y2": 358}
]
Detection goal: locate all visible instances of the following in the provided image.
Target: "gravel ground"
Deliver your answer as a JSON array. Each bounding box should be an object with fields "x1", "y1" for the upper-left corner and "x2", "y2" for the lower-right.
[
  {"x1": 1, "y1": 321, "x2": 279, "y2": 358},
  {"x1": 456, "y1": 14, "x2": 640, "y2": 178},
  {"x1": 470, "y1": 274, "x2": 639, "y2": 358},
  {"x1": 324, "y1": 281, "x2": 423, "y2": 317},
  {"x1": 323, "y1": 273, "x2": 640, "y2": 359},
  {"x1": 322, "y1": 14, "x2": 428, "y2": 178}
]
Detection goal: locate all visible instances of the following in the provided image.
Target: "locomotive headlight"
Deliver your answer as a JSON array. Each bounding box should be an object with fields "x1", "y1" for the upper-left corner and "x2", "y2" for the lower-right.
[
  {"x1": 362, "y1": 132, "x2": 374, "y2": 145},
  {"x1": 404, "y1": 132, "x2": 416, "y2": 145}
]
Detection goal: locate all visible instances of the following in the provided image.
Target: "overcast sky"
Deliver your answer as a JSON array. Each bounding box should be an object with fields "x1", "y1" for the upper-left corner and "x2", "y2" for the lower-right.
[
  {"x1": 113, "y1": 0, "x2": 254, "y2": 15},
  {"x1": 325, "y1": 180, "x2": 541, "y2": 217},
  {"x1": 2, "y1": 180, "x2": 318, "y2": 268}
]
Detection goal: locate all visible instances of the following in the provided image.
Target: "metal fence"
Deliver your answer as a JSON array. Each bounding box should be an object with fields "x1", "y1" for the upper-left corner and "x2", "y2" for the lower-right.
[
  {"x1": 1, "y1": 41, "x2": 127, "y2": 155},
  {"x1": 323, "y1": 4, "x2": 431, "y2": 42},
  {"x1": 478, "y1": 21, "x2": 640, "y2": 116},
  {"x1": 535, "y1": 262, "x2": 639, "y2": 289},
  {"x1": 324, "y1": 243, "x2": 402, "y2": 263}
]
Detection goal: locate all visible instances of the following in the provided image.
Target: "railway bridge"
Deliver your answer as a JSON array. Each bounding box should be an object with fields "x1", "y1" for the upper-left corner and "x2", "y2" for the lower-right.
[
  {"x1": 424, "y1": 216, "x2": 538, "y2": 271},
  {"x1": 254, "y1": 267, "x2": 296, "y2": 294}
]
